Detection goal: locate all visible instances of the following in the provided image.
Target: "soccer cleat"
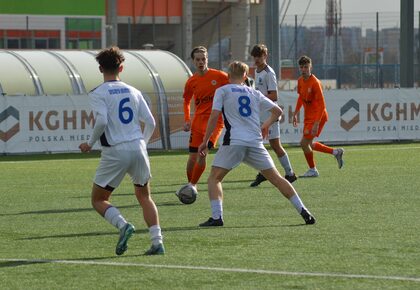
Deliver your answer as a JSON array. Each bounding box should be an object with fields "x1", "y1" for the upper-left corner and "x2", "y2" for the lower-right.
[
  {"x1": 144, "y1": 243, "x2": 165, "y2": 255},
  {"x1": 250, "y1": 173, "x2": 267, "y2": 187},
  {"x1": 335, "y1": 148, "x2": 345, "y2": 169},
  {"x1": 199, "y1": 217, "x2": 224, "y2": 227},
  {"x1": 285, "y1": 173, "x2": 297, "y2": 183},
  {"x1": 115, "y1": 223, "x2": 135, "y2": 256},
  {"x1": 300, "y1": 168, "x2": 319, "y2": 178},
  {"x1": 300, "y1": 208, "x2": 316, "y2": 225}
]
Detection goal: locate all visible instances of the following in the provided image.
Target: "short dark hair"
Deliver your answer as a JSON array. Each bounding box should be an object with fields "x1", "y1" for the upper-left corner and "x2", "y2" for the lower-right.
[
  {"x1": 298, "y1": 55, "x2": 312, "y2": 66},
  {"x1": 95, "y1": 46, "x2": 125, "y2": 73},
  {"x1": 190, "y1": 46, "x2": 207, "y2": 59},
  {"x1": 250, "y1": 44, "x2": 268, "y2": 57}
]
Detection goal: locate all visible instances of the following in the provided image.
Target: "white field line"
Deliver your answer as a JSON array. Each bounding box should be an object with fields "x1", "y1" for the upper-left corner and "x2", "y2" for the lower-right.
[{"x1": 1, "y1": 258, "x2": 419, "y2": 283}]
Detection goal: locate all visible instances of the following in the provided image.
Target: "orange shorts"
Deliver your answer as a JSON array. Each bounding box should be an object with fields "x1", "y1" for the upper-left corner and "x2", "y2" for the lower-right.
[
  {"x1": 189, "y1": 124, "x2": 224, "y2": 152},
  {"x1": 303, "y1": 117, "x2": 327, "y2": 139}
]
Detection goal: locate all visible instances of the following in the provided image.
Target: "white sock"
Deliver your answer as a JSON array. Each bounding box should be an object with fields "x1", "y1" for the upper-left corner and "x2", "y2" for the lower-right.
[
  {"x1": 210, "y1": 199, "x2": 223, "y2": 220},
  {"x1": 104, "y1": 206, "x2": 127, "y2": 230},
  {"x1": 149, "y1": 225, "x2": 163, "y2": 246},
  {"x1": 279, "y1": 153, "x2": 293, "y2": 176},
  {"x1": 289, "y1": 194, "x2": 305, "y2": 213}
]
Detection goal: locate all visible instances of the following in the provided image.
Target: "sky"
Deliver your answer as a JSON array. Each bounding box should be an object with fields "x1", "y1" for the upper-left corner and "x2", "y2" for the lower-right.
[
  {"x1": 280, "y1": 0, "x2": 420, "y2": 28},
  {"x1": 284, "y1": 0, "x2": 420, "y2": 15}
]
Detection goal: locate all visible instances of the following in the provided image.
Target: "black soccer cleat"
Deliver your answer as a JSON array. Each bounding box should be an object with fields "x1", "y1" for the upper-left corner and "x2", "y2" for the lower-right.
[
  {"x1": 250, "y1": 173, "x2": 267, "y2": 187},
  {"x1": 199, "y1": 217, "x2": 224, "y2": 227},
  {"x1": 285, "y1": 173, "x2": 297, "y2": 183},
  {"x1": 300, "y1": 208, "x2": 316, "y2": 225}
]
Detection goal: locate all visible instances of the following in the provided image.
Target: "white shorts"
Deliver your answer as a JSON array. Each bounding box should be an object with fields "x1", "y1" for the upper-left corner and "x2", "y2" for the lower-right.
[
  {"x1": 94, "y1": 139, "x2": 151, "y2": 189},
  {"x1": 268, "y1": 121, "x2": 280, "y2": 140},
  {"x1": 212, "y1": 145, "x2": 275, "y2": 171},
  {"x1": 260, "y1": 110, "x2": 280, "y2": 140}
]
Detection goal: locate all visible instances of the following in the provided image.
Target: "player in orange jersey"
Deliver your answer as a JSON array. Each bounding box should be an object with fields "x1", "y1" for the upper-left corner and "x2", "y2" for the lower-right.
[
  {"x1": 292, "y1": 55, "x2": 344, "y2": 177},
  {"x1": 176, "y1": 46, "x2": 229, "y2": 198}
]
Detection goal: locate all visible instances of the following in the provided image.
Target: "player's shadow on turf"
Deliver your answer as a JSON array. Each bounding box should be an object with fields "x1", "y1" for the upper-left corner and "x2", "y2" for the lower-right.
[
  {"x1": 222, "y1": 179, "x2": 254, "y2": 184},
  {"x1": 18, "y1": 226, "x2": 201, "y2": 241},
  {"x1": 18, "y1": 231, "x2": 119, "y2": 240},
  {"x1": 1, "y1": 204, "x2": 140, "y2": 216},
  {"x1": 0, "y1": 260, "x2": 49, "y2": 268}
]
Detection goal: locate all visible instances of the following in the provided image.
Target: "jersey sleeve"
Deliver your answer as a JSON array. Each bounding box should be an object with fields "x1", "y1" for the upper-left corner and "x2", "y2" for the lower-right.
[
  {"x1": 294, "y1": 79, "x2": 303, "y2": 112},
  {"x1": 183, "y1": 78, "x2": 193, "y2": 122},
  {"x1": 312, "y1": 80, "x2": 326, "y2": 121},
  {"x1": 137, "y1": 91, "x2": 155, "y2": 126},
  {"x1": 212, "y1": 87, "x2": 224, "y2": 111},
  {"x1": 88, "y1": 91, "x2": 107, "y2": 116},
  {"x1": 295, "y1": 97, "x2": 303, "y2": 113},
  {"x1": 266, "y1": 71, "x2": 278, "y2": 93}
]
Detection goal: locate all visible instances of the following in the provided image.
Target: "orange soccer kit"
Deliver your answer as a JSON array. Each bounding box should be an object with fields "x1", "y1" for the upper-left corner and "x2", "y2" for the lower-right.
[
  {"x1": 183, "y1": 68, "x2": 228, "y2": 184},
  {"x1": 295, "y1": 74, "x2": 333, "y2": 168},
  {"x1": 296, "y1": 74, "x2": 329, "y2": 139},
  {"x1": 183, "y1": 68, "x2": 229, "y2": 151}
]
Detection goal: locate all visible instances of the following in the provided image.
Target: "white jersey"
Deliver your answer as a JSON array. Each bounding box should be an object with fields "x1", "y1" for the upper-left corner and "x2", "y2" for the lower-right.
[
  {"x1": 89, "y1": 80, "x2": 154, "y2": 146},
  {"x1": 212, "y1": 84, "x2": 277, "y2": 147},
  {"x1": 254, "y1": 64, "x2": 278, "y2": 96}
]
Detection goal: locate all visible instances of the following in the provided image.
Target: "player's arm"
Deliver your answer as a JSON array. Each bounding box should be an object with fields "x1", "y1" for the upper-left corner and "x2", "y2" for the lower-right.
[
  {"x1": 198, "y1": 109, "x2": 221, "y2": 157},
  {"x1": 266, "y1": 90, "x2": 278, "y2": 102},
  {"x1": 80, "y1": 93, "x2": 107, "y2": 152},
  {"x1": 292, "y1": 96, "x2": 303, "y2": 127},
  {"x1": 183, "y1": 80, "x2": 193, "y2": 131},
  {"x1": 266, "y1": 72, "x2": 278, "y2": 101},
  {"x1": 311, "y1": 82, "x2": 326, "y2": 134},
  {"x1": 261, "y1": 103, "x2": 283, "y2": 139},
  {"x1": 138, "y1": 93, "x2": 156, "y2": 144}
]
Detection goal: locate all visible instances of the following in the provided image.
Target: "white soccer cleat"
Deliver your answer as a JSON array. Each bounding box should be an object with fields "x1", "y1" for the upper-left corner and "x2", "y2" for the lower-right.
[
  {"x1": 300, "y1": 168, "x2": 319, "y2": 178},
  {"x1": 334, "y1": 148, "x2": 344, "y2": 169}
]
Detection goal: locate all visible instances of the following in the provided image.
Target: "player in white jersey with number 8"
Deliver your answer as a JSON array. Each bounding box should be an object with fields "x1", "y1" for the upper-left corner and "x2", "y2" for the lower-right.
[
  {"x1": 79, "y1": 46, "x2": 164, "y2": 255},
  {"x1": 197, "y1": 61, "x2": 316, "y2": 227}
]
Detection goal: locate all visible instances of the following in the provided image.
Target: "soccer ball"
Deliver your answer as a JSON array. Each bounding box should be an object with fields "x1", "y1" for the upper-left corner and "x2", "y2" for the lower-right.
[{"x1": 176, "y1": 184, "x2": 198, "y2": 204}]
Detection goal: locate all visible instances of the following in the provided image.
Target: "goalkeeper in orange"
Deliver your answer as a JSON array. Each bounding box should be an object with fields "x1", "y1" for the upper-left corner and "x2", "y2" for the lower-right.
[
  {"x1": 292, "y1": 55, "x2": 344, "y2": 177},
  {"x1": 177, "y1": 46, "x2": 229, "y2": 197}
]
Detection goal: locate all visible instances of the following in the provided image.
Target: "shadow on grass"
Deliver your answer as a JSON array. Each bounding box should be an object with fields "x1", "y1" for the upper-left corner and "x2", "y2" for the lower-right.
[
  {"x1": 18, "y1": 225, "x2": 202, "y2": 241},
  {"x1": 71, "y1": 190, "x2": 182, "y2": 198},
  {"x1": 1, "y1": 201, "x2": 182, "y2": 217},
  {"x1": 0, "y1": 260, "x2": 49, "y2": 268}
]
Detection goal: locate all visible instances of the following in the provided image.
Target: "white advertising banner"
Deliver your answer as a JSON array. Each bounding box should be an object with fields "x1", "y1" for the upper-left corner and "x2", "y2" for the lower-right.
[
  {"x1": 277, "y1": 88, "x2": 420, "y2": 144},
  {"x1": 0, "y1": 95, "x2": 96, "y2": 154},
  {"x1": 1, "y1": 89, "x2": 419, "y2": 153}
]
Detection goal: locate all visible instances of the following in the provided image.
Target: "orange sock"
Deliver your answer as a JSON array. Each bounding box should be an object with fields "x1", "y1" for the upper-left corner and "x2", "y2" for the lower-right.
[
  {"x1": 312, "y1": 142, "x2": 334, "y2": 154},
  {"x1": 304, "y1": 151, "x2": 316, "y2": 168},
  {"x1": 190, "y1": 163, "x2": 206, "y2": 185},
  {"x1": 187, "y1": 168, "x2": 193, "y2": 182}
]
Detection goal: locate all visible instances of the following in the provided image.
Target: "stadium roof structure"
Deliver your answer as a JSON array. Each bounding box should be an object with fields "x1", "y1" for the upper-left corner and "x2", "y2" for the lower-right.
[{"x1": 0, "y1": 49, "x2": 190, "y2": 96}]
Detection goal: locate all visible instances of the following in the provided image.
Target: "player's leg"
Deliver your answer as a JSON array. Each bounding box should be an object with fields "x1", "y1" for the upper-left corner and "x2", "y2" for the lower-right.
[
  {"x1": 199, "y1": 166, "x2": 229, "y2": 227},
  {"x1": 246, "y1": 146, "x2": 315, "y2": 224},
  {"x1": 261, "y1": 167, "x2": 315, "y2": 224},
  {"x1": 199, "y1": 145, "x2": 244, "y2": 227},
  {"x1": 134, "y1": 183, "x2": 165, "y2": 255},
  {"x1": 310, "y1": 117, "x2": 344, "y2": 168},
  {"x1": 186, "y1": 153, "x2": 196, "y2": 182},
  {"x1": 93, "y1": 147, "x2": 134, "y2": 255},
  {"x1": 300, "y1": 125, "x2": 319, "y2": 177},
  {"x1": 269, "y1": 138, "x2": 296, "y2": 183},
  {"x1": 190, "y1": 123, "x2": 224, "y2": 186},
  {"x1": 130, "y1": 140, "x2": 164, "y2": 255}
]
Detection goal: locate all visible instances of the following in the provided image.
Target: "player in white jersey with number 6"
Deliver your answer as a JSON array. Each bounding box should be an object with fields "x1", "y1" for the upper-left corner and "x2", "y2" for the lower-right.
[
  {"x1": 197, "y1": 61, "x2": 315, "y2": 227},
  {"x1": 79, "y1": 46, "x2": 164, "y2": 255}
]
